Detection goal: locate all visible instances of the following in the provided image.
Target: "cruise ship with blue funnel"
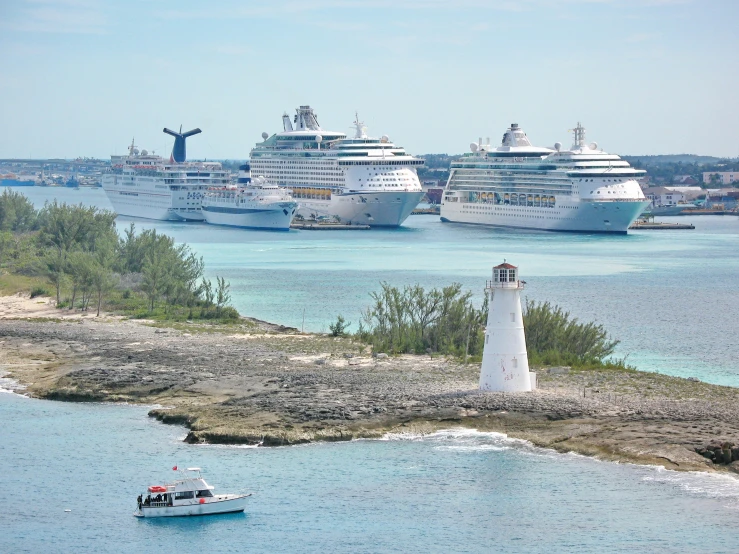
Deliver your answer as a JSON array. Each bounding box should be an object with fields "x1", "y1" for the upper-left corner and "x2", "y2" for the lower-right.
[
  {"x1": 440, "y1": 123, "x2": 649, "y2": 233},
  {"x1": 101, "y1": 127, "x2": 229, "y2": 221}
]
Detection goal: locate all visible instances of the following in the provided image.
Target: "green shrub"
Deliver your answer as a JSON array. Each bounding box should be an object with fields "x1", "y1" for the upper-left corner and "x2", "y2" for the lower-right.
[
  {"x1": 329, "y1": 314, "x2": 351, "y2": 337},
  {"x1": 29, "y1": 286, "x2": 48, "y2": 299}
]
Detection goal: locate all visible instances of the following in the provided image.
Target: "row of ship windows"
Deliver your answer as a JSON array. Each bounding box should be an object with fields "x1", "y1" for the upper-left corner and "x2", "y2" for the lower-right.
[
  {"x1": 271, "y1": 171, "x2": 342, "y2": 176},
  {"x1": 257, "y1": 160, "x2": 337, "y2": 165},
  {"x1": 461, "y1": 207, "x2": 579, "y2": 218}
]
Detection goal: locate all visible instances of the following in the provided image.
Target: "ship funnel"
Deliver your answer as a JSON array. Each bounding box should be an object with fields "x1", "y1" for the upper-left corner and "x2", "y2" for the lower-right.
[
  {"x1": 237, "y1": 163, "x2": 251, "y2": 185},
  {"x1": 163, "y1": 125, "x2": 202, "y2": 163}
]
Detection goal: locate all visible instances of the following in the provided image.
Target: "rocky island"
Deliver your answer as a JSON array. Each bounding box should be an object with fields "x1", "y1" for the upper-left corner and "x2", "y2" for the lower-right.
[{"x1": 2, "y1": 294, "x2": 738, "y2": 474}]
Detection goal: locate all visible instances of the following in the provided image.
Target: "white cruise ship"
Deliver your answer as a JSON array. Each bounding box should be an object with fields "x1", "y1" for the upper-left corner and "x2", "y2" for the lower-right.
[
  {"x1": 202, "y1": 164, "x2": 298, "y2": 231},
  {"x1": 250, "y1": 106, "x2": 425, "y2": 227},
  {"x1": 440, "y1": 123, "x2": 650, "y2": 233},
  {"x1": 102, "y1": 128, "x2": 231, "y2": 221}
]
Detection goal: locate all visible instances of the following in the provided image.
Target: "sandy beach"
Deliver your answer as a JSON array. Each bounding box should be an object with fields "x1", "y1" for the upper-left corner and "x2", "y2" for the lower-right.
[{"x1": 2, "y1": 293, "x2": 739, "y2": 473}]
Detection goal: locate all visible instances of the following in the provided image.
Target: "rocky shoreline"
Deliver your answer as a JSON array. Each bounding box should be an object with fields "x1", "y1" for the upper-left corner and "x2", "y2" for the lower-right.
[{"x1": 2, "y1": 308, "x2": 739, "y2": 473}]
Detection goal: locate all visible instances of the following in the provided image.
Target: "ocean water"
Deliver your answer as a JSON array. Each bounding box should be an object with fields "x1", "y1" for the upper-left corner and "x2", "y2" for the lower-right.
[
  {"x1": 5, "y1": 188, "x2": 739, "y2": 551},
  {"x1": 21, "y1": 187, "x2": 739, "y2": 385},
  {"x1": 3, "y1": 392, "x2": 739, "y2": 553}
]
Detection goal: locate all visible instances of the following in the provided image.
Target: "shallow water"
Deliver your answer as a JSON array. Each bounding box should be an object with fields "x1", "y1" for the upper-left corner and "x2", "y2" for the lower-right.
[
  {"x1": 22, "y1": 187, "x2": 739, "y2": 385},
  {"x1": 6, "y1": 189, "x2": 739, "y2": 549},
  {"x1": 3, "y1": 393, "x2": 739, "y2": 553}
]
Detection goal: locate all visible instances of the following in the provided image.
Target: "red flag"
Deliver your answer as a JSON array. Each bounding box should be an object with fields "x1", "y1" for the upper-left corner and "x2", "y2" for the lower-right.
[{"x1": 172, "y1": 466, "x2": 178, "y2": 471}]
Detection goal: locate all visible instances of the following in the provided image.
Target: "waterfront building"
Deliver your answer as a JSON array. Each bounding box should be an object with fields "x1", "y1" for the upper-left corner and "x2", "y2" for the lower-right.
[
  {"x1": 643, "y1": 186, "x2": 703, "y2": 207},
  {"x1": 480, "y1": 262, "x2": 534, "y2": 392},
  {"x1": 703, "y1": 171, "x2": 739, "y2": 185}
]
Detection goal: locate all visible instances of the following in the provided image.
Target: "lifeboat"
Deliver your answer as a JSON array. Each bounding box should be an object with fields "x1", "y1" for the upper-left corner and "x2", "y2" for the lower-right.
[
  {"x1": 504, "y1": 193, "x2": 510, "y2": 204},
  {"x1": 511, "y1": 194, "x2": 518, "y2": 205},
  {"x1": 549, "y1": 195, "x2": 556, "y2": 206},
  {"x1": 534, "y1": 195, "x2": 541, "y2": 206},
  {"x1": 527, "y1": 195, "x2": 533, "y2": 205},
  {"x1": 148, "y1": 485, "x2": 167, "y2": 493}
]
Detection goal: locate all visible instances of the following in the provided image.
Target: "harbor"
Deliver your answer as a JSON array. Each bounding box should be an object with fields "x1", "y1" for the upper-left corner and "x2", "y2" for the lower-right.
[{"x1": 3, "y1": 0, "x2": 739, "y2": 550}]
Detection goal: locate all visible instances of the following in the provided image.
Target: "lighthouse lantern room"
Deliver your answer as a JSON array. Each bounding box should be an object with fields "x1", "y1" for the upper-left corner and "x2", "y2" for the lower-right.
[{"x1": 480, "y1": 262, "x2": 534, "y2": 392}]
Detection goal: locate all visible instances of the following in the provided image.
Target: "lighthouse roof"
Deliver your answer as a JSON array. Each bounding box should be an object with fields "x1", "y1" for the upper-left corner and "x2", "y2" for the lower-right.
[{"x1": 494, "y1": 262, "x2": 517, "y2": 269}]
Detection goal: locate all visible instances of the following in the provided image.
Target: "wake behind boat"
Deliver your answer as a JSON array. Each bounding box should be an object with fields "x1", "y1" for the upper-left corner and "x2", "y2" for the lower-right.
[{"x1": 134, "y1": 467, "x2": 250, "y2": 518}]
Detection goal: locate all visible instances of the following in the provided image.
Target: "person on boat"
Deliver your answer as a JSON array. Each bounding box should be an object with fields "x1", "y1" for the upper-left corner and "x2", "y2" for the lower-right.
[{"x1": 137, "y1": 495, "x2": 142, "y2": 509}]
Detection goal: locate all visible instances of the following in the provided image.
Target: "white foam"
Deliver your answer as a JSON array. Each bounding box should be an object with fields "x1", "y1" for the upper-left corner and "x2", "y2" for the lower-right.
[
  {"x1": 642, "y1": 469, "x2": 739, "y2": 507},
  {"x1": 0, "y1": 372, "x2": 27, "y2": 396},
  {"x1": 380, "y1": 427, "x2": 739, "y2": 507}
]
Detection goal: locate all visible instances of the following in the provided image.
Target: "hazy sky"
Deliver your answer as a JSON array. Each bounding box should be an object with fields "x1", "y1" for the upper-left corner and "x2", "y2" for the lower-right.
[{"x1": 1, "y1": 0, "x2": 737, "y2": 159}]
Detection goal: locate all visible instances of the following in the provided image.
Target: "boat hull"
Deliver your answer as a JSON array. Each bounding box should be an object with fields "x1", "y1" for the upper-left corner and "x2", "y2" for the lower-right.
[
  {"x1": 295, "y1": 191, "x2": 424, "y2": 227},
  {"x1": 202, "y1": 203, "x2": 297, "y2": 230},
  {"x1": 134, "y1": 495, "x2": 248, "y2": 518},
  {"x1": 440, "y1": 199, "x2": 650, "y2": 233},
  {"x1": 102, "y1": 188, "x2": 205, "y2": 221},
  {"x1": 0, "y1": 179, "x2": 35, "y2": 187}
]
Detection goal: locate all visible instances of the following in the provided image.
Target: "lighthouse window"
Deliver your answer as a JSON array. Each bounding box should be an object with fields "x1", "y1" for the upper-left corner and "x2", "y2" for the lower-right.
[
  {"x1": 512, "y1": 358, "x2": 518, "y2": 368},
  {"x1": 510, "y1": 313, "x2": 516, "y2": 322}
]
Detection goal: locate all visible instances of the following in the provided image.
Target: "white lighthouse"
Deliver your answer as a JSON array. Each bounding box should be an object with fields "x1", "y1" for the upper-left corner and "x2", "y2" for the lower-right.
[{"x1": 480, "y1": 262, "x2": 533, "y2": 392}]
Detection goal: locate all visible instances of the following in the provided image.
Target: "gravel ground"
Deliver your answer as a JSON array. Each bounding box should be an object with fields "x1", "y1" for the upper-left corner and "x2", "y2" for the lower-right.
[{"x1": 3, "y1": 316, "x2": 739, "y2": 473}]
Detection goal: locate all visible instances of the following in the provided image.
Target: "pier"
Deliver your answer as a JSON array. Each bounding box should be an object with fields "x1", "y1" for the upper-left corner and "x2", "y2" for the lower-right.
[
  {"x1": 291, "y1": 222, "x2": 370, "y2": 230},
  {"x1": 630, "y1": 217, "x2": 695, "y2": 230}
]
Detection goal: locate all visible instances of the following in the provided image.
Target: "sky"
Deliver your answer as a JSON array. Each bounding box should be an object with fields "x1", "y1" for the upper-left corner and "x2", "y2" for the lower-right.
[{"x1": 0, "y1": 0, "x2": 737, "y2": 159}]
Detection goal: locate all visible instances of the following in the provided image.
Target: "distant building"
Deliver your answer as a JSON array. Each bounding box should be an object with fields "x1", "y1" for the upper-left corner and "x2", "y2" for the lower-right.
[
  {"x1": 705, "y1": 188, "x2": 739, "y2": 209},
  {"x1": 672, "y1": 175, "x2": 699, "y2": 185},
  {"x1": 643, "y1": 186, "x2": 703, "y2": 207},
  {"x1": 703, "y1": 171, "x2": 739, "y2": 185}
]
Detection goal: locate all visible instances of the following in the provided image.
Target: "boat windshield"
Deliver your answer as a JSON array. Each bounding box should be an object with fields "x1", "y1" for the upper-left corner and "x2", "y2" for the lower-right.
[{"x1": 196, "y1": 490, "x2": 214, "y2": 498}]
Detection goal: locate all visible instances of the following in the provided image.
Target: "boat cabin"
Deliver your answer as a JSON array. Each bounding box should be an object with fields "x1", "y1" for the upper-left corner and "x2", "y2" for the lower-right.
[{"x1": 138, "y1": 468, "x2": 215, "y2": 509}]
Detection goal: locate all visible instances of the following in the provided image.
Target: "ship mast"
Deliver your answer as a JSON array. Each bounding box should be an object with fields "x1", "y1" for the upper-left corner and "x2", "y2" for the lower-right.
[
  {"x1": 570, "y1": 122, "x2": 586, "y2": 148},
  {"x1": 352, "y1": 112, "x2": 367, "y2": 139}
]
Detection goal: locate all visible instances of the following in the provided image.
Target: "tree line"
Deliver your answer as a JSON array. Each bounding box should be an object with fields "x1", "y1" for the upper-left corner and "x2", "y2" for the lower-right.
[
  {"x1": 354, "y1": 282, "x2": 623, "y2": 368},
  {"x1": 0, "y1": 190, "x2": 237, "y2": 320}
]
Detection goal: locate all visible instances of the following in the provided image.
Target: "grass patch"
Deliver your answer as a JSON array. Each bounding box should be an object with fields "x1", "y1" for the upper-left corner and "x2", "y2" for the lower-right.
[{"x1": 0, "y1": 273, "x2": 50, "y2": 296}]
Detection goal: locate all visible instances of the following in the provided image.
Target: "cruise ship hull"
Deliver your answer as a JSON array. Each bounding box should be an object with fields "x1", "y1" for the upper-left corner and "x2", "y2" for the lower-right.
[
  {"x1": 103, "y1": 189, "x2": 205, "y2": 221},
  {"x1": 440, "y1": 200, "x2": 650, "y2": 233},
  {"x1": 202, "y1": 203, "x2": 297, "y2": 230},
  {"x1": 296, "y1": 191, "x2": 424, "y2": 227}
]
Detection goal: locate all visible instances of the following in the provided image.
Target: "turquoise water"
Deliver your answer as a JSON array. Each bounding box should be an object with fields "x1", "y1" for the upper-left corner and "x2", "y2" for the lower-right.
[
  {"x1": 3, "y1": 392, "x2": 739, "y2": 553},
  {"x1": 6, "y1": 188, "x2": 739, "y2": 551},
  {"x1": 22, "y1": 187, "x2": 739, "y2": 385}
]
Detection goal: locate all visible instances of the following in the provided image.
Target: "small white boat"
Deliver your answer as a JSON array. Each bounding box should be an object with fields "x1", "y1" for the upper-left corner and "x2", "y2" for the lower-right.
[{"x1": 134, "y1": 467, "x2": 250, "y2": 518}]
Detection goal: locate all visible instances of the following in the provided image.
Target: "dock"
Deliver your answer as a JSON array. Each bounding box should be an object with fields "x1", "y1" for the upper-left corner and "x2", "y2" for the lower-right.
[
  {"x1": 291, "y1": 222, "x2": 370, "y2": 230},
  {"x1": 630, "y1": 220, "x2": 695, "y2": 230}
]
